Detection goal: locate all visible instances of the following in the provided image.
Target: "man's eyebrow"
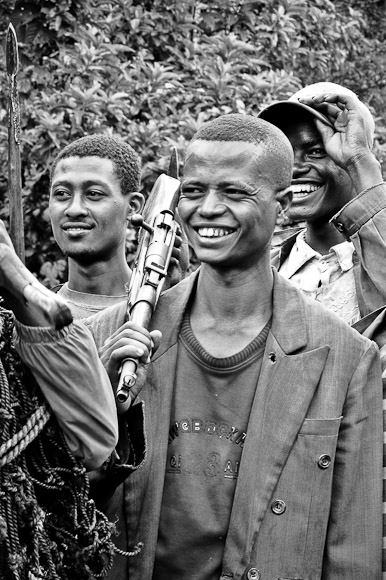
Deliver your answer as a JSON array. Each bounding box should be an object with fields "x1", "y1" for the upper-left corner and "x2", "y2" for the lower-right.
[
  {"x1": 306, "y1": 136, "x2": 325, "y2": 147},
  {"x1": 51, "y1": 179, "x2": 72, "y2": 188},
  {"x1": 220, "y1": 179, "x2": 256, "y2": 193},
  {"x1": 181, "y1": 179, "x2": 256, "y2": 193},
  {"x1": 181, "y1": 178, "x2": 200, "y2": 186},
  {"x1": 51, "y1": 179, "x2": 109, "y2": 189}
]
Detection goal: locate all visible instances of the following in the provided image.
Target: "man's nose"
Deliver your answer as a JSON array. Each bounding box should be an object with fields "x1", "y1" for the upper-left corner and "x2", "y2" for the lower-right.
[
  {"x1": 64, "y1": 194, "x2": 88, "y2": 217},
  {"x1": 292, "y1": 154, "x2": 311, "y2": 177},
  {"x1": 197, "y1": 190, "x2": 225, "y2": 216}
]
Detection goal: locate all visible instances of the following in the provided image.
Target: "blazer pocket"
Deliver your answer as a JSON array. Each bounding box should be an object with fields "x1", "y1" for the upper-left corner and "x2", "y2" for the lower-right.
[
  {"x1": 298, "y1": 416, "x2": 343, "y2": 436},
  {"x1": 258, "y1": 418, "x2": 342, "y2": 576}
]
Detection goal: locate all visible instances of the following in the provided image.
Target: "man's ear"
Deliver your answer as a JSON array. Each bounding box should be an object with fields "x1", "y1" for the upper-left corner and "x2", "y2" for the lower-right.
[
  {"x1": 275, "y1": 186, "x2": 292, "y2": 226},
  {"x1": 127, "y1": 192, "x2": 145, "y2": 215}
]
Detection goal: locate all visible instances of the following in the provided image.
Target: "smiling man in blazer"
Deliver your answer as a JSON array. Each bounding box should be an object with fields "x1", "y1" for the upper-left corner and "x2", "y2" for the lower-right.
[{"x1": 85, "y1": 113, "x2": 382, "y2": 580}]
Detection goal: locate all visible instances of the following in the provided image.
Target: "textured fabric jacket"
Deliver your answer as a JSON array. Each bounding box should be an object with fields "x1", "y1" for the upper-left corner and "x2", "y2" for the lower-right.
[
  {"x1": 86, "y1": 269, "x2": 382, "y2": 580},
  {"x1": 271, "y1": 183, "x2": 386, "y2": 318}
]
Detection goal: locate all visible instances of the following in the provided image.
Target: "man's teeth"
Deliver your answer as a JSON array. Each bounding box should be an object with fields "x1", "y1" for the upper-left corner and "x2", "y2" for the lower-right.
[
  {"x1": 67, "y1": 227, "x2": 88, "y2": 232},
  {"x1": 198, "y1": 227, "x2": 234, "y2": 238},
  {"x1": 291, "y1": 184, "x2": 320, "y2": 197}
]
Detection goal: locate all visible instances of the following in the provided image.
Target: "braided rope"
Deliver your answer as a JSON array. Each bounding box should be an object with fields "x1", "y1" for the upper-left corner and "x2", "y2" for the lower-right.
[
  {"x1": 0, "y1": 402, "x2": 51, "y2": 467},
  {"x1": 114, "y1": 541, "x2": 144, "y2": 558},
  {"x1": 0, "y1": 308, "x2": 117, "y2": 579}
]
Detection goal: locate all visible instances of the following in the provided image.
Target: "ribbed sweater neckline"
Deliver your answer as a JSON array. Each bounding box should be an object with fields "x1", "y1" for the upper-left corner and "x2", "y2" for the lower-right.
[{"x1": 180, "y1": 310, "x2": 271, "y2": 370}]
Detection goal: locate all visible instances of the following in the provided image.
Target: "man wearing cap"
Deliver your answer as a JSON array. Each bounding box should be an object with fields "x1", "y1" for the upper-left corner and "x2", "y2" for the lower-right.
[
  {"x1": 259, "y1": 82, "x2": 386, "y2": 324},
  {"x1": 259, "y1": 82, "x2": 386, "y2": 577}
]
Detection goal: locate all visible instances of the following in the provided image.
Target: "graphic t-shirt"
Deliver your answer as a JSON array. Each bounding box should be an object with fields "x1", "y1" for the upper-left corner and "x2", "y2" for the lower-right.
[{"x1": 153, "y1": 313, "x2": 270, "y2": 580}]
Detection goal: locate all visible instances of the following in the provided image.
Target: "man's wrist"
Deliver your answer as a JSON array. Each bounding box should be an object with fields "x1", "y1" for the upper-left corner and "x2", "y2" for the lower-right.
[{"x1": 344, "y1": 151, "x2": 383, "y2": 193}]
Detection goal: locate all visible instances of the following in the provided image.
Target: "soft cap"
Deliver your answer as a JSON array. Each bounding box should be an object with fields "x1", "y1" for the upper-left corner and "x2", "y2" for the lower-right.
[{"x1": 258, "y1": 81, "x2": 375, "y2": 146}]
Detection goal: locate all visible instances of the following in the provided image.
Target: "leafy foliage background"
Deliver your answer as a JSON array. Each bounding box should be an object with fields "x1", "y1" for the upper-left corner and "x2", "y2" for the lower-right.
[{"x1": 0, "y1": 0, "x2": 385, "y2": 285}]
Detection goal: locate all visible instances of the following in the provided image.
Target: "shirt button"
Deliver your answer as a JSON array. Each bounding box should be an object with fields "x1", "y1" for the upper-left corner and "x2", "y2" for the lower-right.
[
  {"x1": 318, "y1": 454, "x2": 331, "y2": 469},
  {"x1": 271, "y1": 499, "x2": 286, "y2": 514},
  {"x1": 246, "y1": 568, "x2": 261, "y2": 580},
  {"x1": 268, "y1": 352, "x2": 277, "y2": 363}
]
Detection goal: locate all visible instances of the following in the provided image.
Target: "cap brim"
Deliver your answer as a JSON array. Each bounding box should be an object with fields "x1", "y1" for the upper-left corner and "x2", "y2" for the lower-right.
[{"x1": 258, "y1": 101, "x2": 334, "y2": 129}]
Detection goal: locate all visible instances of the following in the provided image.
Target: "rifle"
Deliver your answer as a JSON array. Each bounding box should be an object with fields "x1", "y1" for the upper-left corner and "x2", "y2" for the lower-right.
[
  {"x1": 6, "y1": 23, "x2": 25, "y2": 263},
  {"x1": 116, "y1": 150, "x2": 180, "y2": 413}
]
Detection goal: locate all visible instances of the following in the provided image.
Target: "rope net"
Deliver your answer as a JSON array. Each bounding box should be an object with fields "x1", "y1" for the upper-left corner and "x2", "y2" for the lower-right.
[{"x1": 0, "y1": 308, "x2": 116, "y2": 580}]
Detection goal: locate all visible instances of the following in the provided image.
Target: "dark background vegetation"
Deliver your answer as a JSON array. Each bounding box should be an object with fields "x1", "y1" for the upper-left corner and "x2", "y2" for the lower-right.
[{"x1": 0, "y1": 0, "x2": 385, "y2": 285}]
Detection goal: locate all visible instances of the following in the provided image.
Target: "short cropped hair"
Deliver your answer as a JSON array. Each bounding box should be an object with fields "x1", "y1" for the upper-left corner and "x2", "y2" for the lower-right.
[
  {"x1": 50, "y1": 134, "x2": 141, "y2": 196},
  {"x1": 189, "y1": 114, "x2": 293, "y2": 190}
]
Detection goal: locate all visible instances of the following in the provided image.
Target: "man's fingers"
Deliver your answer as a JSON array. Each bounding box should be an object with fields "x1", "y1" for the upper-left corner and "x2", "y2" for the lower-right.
[
  {"x1": 0, "y1": 221, "x2": 15, "y2": 249},
  {"x1": 150, "y1": 329, "x2": 162, "y2": 355},
  {"x1": 110, "y1": 344, "x2": 148, "y2": 365},
  {"x1": 314, "y1": 119, "x2": 335, "y2": 142},
  {"x1": 101, "y1": 324, "x2": 162, "y2": 367},
  {"x1": 173, "y1": 232, "x2": 182, "y2": 248},
  {"x1": 103, "y1": 321, "x2": 153, "y2": 346},
  {"x1": 103, "y1": 334, "x2": 151, "y2": 361}
]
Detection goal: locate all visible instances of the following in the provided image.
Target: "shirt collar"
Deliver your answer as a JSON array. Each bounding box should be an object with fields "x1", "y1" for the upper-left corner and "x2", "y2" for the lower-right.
[{"x1": 284, "y1": 230, "x2": 355, "y2": 277}]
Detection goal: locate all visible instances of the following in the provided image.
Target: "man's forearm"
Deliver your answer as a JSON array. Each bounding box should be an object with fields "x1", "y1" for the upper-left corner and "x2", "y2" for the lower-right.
[{"x1": 14, "y1": 319, "x2": 119, "y2": 470}]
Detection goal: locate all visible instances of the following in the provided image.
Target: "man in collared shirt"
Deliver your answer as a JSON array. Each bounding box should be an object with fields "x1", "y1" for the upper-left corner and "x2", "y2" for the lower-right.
[
  {"x1": 279, "y1": 229, "x2": 359, "y2": 324},
  {"x1": 259, "y1": 81, "x2": 386, "y2": 321},
  {"x1": 260, "y1": 81, "x2": 386, "y2": 578}
]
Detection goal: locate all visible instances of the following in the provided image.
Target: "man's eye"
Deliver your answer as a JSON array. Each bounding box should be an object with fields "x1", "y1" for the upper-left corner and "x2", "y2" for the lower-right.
[
  {"x1": 308, "y1": 147, "x2": 326, "y2": 158},
  {"x1": 181, "y1": 188, "x2": 203, "y2": 199},
  {"x1": 224, "y1": 188, "x2": 244, "y2": 196},
  {"x1": 53, "y1": 189, "x2": 70, "y2": 200},
  {"x1": 87, "y1": 190, "x2": 104, "y2": 199}
]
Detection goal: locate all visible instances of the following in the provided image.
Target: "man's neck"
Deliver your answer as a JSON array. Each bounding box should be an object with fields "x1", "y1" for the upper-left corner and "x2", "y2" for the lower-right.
[
  {"x1": 189, "y1": 261, "x2": 274, "y2": 357},
  {"x1": 305, "y1": 221, "x2": 346, "y2": 255},
  {"x1": 67, "y1": 256, "x2": 131, "y2": 296}
]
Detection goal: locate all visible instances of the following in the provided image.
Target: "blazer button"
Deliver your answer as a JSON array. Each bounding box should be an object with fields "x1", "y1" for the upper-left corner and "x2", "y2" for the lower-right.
[
  {"x1": 335, "y1": 221, "x2": 345, "y2": 233},
  {"x1": 246, "y1": 568, "x2": 261, "y2": 580},
  {"x1": 271, "y1": 499, "x2": 286, "y2": 515},
  {"x1": 318, "y1": 454, "x2": 331, "y2": 469}
]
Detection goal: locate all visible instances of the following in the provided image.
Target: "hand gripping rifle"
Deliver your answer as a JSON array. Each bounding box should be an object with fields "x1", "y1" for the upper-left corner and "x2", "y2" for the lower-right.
[{"x1": 116, "y1": 150, "x2": 180, "y2": 412}]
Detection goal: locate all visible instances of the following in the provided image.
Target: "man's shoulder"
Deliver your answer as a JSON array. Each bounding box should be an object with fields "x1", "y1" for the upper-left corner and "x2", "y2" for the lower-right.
[
  {"x1": 158, "y1": 271, "x2": 198, "y2": 307},
  {"x1": 82, "y1": 272, "x2": 199, "y2": 348},
  {"x1": 146, "y1": 271, "x2": 200, "y2": 350},
  {"x1": 274, "y1": 271, "x2": 375, "y2": 353},
  {"x1": 271, "y1": 228, "x2": 303, "y2": 268},
  {"x1": 83, "y1": 301, "x2": 127, "y2": 348},
  {"x1": 306, "y1": 289, "x2": 375, "y2": 352}
]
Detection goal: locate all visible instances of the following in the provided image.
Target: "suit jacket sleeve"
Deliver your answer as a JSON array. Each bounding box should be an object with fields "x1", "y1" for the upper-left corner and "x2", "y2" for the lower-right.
[
  {"x1": 83, "y1": 302, "x2": 147, "y2": 501},
  {"x1": 13, "y1": 318, "x2": 119, "y2": 471},
  {"x1": 331, "y1": 183, "x2": 386, "y2": 316},
  {"x1": 322, "y1": 339, "x2": 382, "y2": 579}
]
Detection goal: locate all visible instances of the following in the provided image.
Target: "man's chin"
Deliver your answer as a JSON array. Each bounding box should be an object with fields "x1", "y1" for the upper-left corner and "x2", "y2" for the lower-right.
[
  {"x1": 286, "y1": 208, "x2": 310, "y2": 223},
  {"x1": 287, "y1": 198, "x2": 321, "y2": 223},
  {"x1": 65, "y1": 248, "x2": 97, "y2": 262}
]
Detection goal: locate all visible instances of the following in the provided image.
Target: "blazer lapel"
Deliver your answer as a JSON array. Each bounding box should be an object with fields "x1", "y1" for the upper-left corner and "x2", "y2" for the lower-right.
[
  {"x1": 150, "y1": 269, "x2": 200, "y2": 358},
  {"x1": 223, "y1": 272, "x2": 330, "y2": 575}
]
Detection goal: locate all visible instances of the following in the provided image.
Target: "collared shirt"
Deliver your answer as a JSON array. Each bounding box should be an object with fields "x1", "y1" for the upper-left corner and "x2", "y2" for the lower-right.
[{"x1": 279, "y1": 230, "x2": 360, "y2": 325}]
